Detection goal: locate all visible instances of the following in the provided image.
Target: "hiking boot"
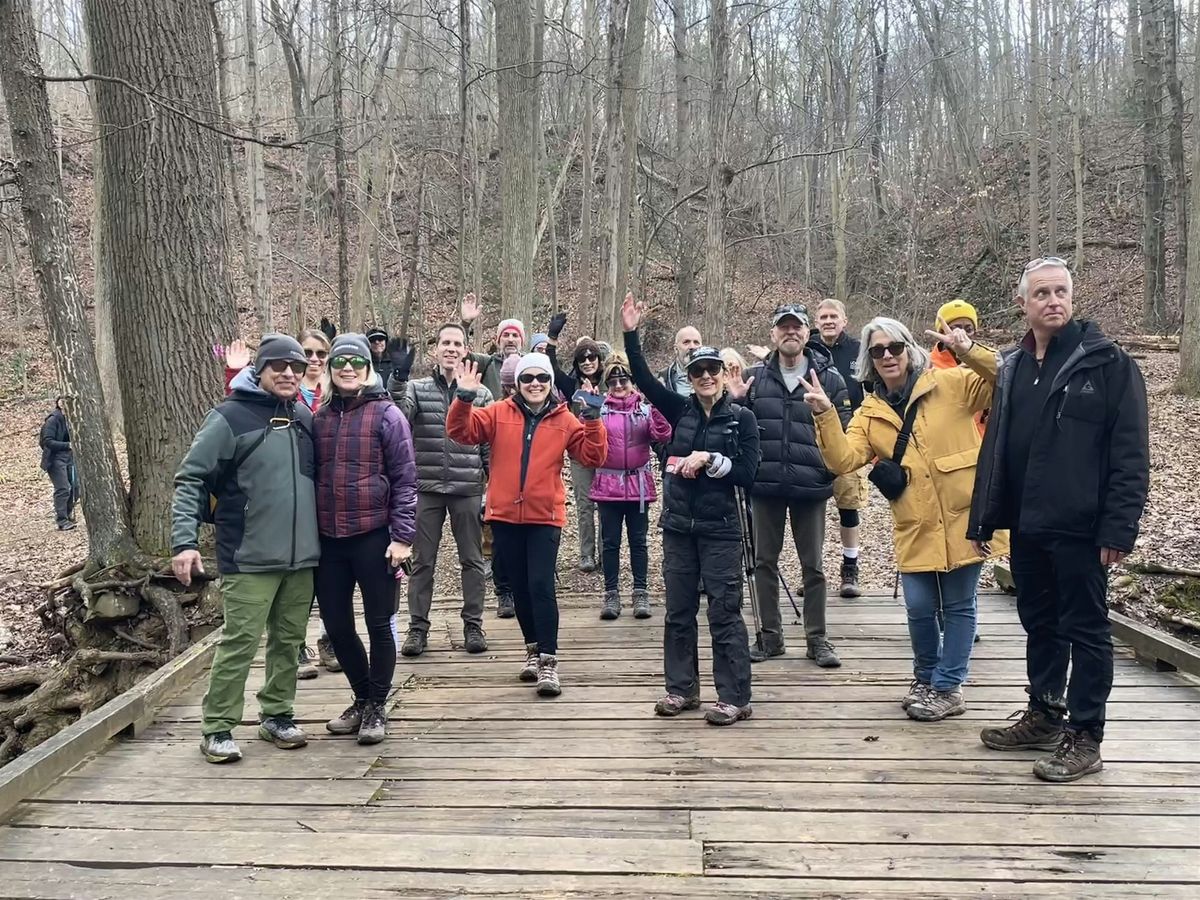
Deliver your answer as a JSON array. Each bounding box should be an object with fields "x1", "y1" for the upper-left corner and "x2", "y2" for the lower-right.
[
  {"x1": 496, "y1": 593, "x2": 516, "y2": 619},
  {"x1": 654, "y1": 693, "x2": 701, "y2": 717},
  {"x1": 297, "y1": 645, "x2": 319, "y2": 680},
  {"x1": 901, "y1": 679, "x2": 931, "y2": 710},
  {"x1": 839, "y1": 562, "x2": 862, "y2": 598},
  {"x1": 806, "y1": 638, "x2": 842, "y2": 668},
  {"x1": 258, "y1": 714, "x2": 308, "y2": 749},
  {"x1": 579, "y1": 559, "x2": 598, "y2": 574},
  {"x1": 536, "y1": 653, "x2": 561, "y2": 697},
  {"x1": 400, "y1": 629, "x2": 427, "y2": 658},
  {"x1": 979, "y1": 707, "x2": 1065, "y2": 751},
  {"x1": 632, "y1": 589, "x2": 652, "y2": 619},
  {"x1": 317, "y1": 636, "x2": 341, "y2": 672},
  {"x1": 599, "y1": 590, "x2": 621, "y2": 620},
  {"x1": 749, "y1": 640, "x2": 785, "y2": 663},
  {"x1": 907, "y1": 688, "x2": 965, "y2": 722},
  {"x1": 326, "y1": 698, "x2": 367, "y2": 735},
  {"x1": 199, "y1": 730, "x2": 242, "y2": 764},
  {"x1": 1033, "y1": 730, "x2": 1103, "y2": 783},
  {"x1": 463, "y1": 623, "x2": 488, "y2": 654},
  {"x1": 705, "y1": 701, "x2": 753, "y2": 726},
  {"x1": 519, "y1": 643, "x2": 540, "y2": 683},
  {"x1": 357, "y1": 701, "x2": 388, "y2": 745},
  {"x1": 57, "y1": 521, "x2": 77, "y2": 531}
]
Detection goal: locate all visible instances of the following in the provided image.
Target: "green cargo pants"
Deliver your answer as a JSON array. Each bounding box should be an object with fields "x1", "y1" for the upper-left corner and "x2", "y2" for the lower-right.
[{"x1": 201, "y1": 568, "x2": 314, "y2": 735}]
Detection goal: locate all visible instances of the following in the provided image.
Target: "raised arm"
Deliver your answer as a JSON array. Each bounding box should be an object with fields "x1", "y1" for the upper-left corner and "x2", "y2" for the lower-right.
[
  {"x1": 927, "y1": 328, "x2": 998, "y2": 413},
  {"x1": 545, "y1": 342, "x2": 578, "y2": 398},
  {"x1": 446, "y1": 359, "x2": 498, "y2": 446}
]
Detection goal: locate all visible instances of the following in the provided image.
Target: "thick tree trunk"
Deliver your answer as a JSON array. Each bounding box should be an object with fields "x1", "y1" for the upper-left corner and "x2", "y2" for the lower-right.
[
  {"x1": 700, "y1": 0, "x2": 730, "y2": 345},
  {"x1": 243, "y1": 0, "x2": 273, "y2": 331},
  {"x1": 867, "y1": 0, "x2": 888, "y2": 220},
  {"x1": 329, "y1": 0, "x2": 350, "y2": 327},
  {"x1": 673, "y1": 0, "x2": 697, "y2": 319},
  {"x1": 1139, "y1": 0, "x2": 1168, "y2": 331},
  {"x1": 1070, "y1": 6, "x2": 1085, "y2": 272},
  {"x1": 1162, "y1": 0, "x2": 1187, "y2": 313},
  {"x1": 85, "y1": 0, "x2": 237, "y2": 553},
  {"x1": 1179, "y1": 3, "x2": 1200, "y2": 393},
  {"x1": 494, "y1": 0, "x2": 538, "y2": 327},
  {"x1": 1028, "y1": 0, "x2": 1041, "y2": 258},
  {"x1": 579, "y1": 0, "x2": 596, "y2": 331},
  {"x1": 0, "y1": 0, "x2": 136, "y2": 566}
]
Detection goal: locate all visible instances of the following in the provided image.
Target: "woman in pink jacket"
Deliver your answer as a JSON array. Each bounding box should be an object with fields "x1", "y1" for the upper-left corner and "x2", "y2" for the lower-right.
[{"x1": 590, "y1": 353, "x2": 673, "y2": 620}]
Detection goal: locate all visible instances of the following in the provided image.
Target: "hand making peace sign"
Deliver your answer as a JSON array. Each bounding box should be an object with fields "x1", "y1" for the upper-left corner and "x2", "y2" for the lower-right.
[
  {"x1": 924, "y1": 322, "x2": 974, "y2": 356},
  {"x1": 798, "y1": 370, "x2": 832, "y2": 414}
]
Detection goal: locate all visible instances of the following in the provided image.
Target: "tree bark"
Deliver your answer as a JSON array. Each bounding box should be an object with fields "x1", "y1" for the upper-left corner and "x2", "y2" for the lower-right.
[
  {"x1": 329, "y1": 0, "x2": 350, "y2": 327},
  {"x1": 1070, "y1": 4, "x2": 1085, "y2": 272},
  {"x1": 85, "y1": 0, "x2": 237, "y2": 553},
  {"x1": 1139, "y1": 0, "x2": 1168, "y2": 331},
  {"x1": 700, "y1": 0, "x2": 730, "y2": 344},
  {"x1": 0, "y1": 0, "x2": 136, "y2": 566},
  {"x1": 579, "y1": 0, "x2": 596, "y2": 331},
  {"x1": 673, "y1": 0, "x2": 697, "y2": 319},
  {"x1": 867, "y1": 0, "x2": 888, "y2": 220},
  {"x1": 1028, "y1": 0, "x2": 1041, "y2": 258},
  {"x1": 494, "y1": 0, "x2": 538, "y2": 326},
  {"x1": 1162, "y1": 0, "x2": 1187, "y2": 314},
  {"x1": 243, "y1": 0, "x2": 273, "y2": 331},
  {"x1": 1179, "y1": 2, "x2": 1200, "y2": 393}
]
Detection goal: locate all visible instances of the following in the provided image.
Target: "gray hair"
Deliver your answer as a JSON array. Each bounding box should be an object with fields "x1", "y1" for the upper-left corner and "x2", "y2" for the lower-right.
[
  {"x1": 856, "y1": 317, "x2": 930, "y2": 383},
  {"x1": 816, "y1": 298, "x2": 847, "y2": 317},
  {"x1": 1016, "y1": 258, "x2": 1073, "y2": 298}
]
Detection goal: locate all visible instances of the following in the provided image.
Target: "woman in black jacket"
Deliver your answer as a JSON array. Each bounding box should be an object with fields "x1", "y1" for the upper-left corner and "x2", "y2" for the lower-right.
[{"x1": 620, "y1": 294, "x2": 761, "y2": 725}]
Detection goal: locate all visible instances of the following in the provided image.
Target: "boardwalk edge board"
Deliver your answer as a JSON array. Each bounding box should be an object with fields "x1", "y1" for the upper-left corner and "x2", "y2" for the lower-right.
[
  {"x1": 1109, "y1": 610, "x2": 1200, "y2": 677},
  {"x1": 0, "y1": 626, "x2": 224, "y2": 820}
]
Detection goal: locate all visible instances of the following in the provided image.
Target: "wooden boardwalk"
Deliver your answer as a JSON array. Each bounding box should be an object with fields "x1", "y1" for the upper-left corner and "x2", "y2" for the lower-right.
[{"x1": 1, "y1": 590, "x2": 1198, "y2": 897}]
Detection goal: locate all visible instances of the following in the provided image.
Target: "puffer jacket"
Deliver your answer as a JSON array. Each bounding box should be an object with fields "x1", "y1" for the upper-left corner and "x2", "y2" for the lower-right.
[
  {"x1": 813, "y1": 342, "x2": 1008, "y2": 573},
  {"x1": 171, "y1": 367, "x2": 320, "y2": 574},
  {"x1": 589, "y1": 391, "x2": 672, "y2": 505},
  {"x1": 743, "y1": 342, "x2": 851, "y2": 503},
  {"x1": 391, "y1": 368, "x2": 493, "y2": 495},
  {"x1": 968, "y1": 320, "x2": 1149, "y2": 552},
  {"x1": 314, "y1": 381, "x2": 417, "y2": 543},
  {"x1": 447, "y1": 392, "x2": 608, "y2": 527}
]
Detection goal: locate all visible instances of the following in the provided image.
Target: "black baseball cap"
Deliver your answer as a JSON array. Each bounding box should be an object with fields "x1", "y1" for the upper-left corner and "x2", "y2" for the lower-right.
[
  {"x1": 771, "y1": 303, "x2": 810, "y2": 327},
  {"x1": 366, "y1": 327, "x2": 388, "y2": 341},
  {"x1": 685, "y1": 346, "x2": 724, "y2": 374}
]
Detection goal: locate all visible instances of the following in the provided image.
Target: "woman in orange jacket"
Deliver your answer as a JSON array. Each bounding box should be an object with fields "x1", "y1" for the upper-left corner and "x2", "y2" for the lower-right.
[{"x1": 448, "y1": 353, "x2": 608, "y2": 697}]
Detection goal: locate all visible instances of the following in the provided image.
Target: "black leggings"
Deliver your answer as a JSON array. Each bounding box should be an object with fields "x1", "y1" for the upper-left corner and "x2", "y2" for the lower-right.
[
  {"x1": 598, "y1": 501, "x2": 650, "y2": 591},
  {"x1": 490, "y1": 522, "x2": 561, "y2": 654},
  {"x1": 316, "y1": 527, "x2": 397, "y2": 703}
]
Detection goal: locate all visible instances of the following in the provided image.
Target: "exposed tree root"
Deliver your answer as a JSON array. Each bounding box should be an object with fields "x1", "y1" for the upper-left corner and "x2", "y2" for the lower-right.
[{"x1": 0, "y1": 556, "x2": 222, "y2": 766}]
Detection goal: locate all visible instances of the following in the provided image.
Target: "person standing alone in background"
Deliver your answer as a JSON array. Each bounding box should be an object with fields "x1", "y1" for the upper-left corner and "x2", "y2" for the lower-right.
[{"x1": 40, "y1": 397, "x2": 78, "y2": 531}]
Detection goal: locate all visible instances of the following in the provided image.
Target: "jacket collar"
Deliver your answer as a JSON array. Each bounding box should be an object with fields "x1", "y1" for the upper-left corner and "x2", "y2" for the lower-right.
[
  {"x1": 603, "y1": 391, "x2": 644, "y2": 412},
  {"x1": 514, "y1": 392, "x2": 561, "y2": 421},
  {"x1": 861, "y1": 367, "x2": 936, "y2": 427},
  {"x1": 329, "y1": 380, "x2": 389, "y2": 412}
]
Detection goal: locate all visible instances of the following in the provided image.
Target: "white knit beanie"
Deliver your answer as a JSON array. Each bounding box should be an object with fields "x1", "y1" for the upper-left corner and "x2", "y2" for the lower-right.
[{"x1": 514, "y1": 353, "x2": 552, "y2": 381}]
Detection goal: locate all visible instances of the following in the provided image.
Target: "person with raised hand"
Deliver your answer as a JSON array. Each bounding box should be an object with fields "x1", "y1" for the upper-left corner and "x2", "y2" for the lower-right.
[
  {"x1": 314, "y1": 334, "x2": 417, "y2": 746},
  {"x1": 970, "y1": 257, "x2": 1149, "y2": 783},
  {"x1": 447, "y1": 354, "x2": 608, "y2": 698},
  {"x1": 804, "y1": 317, "x2": 1005, "y2": 723},
  {"x1": 459, "y1": 291, "x2": 523, "y2": 399},
  {"x1": 621, "y1": 293, "x2": 760, "y2": 726}
]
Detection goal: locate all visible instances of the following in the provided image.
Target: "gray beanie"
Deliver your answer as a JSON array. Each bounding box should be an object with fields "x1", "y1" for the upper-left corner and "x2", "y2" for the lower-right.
[
  {"x1": 254, "y1": 333, "x2": 307, "y2": 369},
  {"x1": 330, "y1": 332, "x2": 372, "y2": 362}
]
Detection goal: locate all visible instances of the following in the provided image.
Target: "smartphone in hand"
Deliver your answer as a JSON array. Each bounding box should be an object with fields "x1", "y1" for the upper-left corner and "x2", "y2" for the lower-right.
[{"x1": 572, "y1": 389, "x2": 604, "y2": 410}]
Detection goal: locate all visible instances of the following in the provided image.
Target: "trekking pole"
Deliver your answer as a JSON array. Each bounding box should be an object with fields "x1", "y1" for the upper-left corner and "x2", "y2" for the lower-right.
[
  {"x1": 734, "y1": 486, "x2": 764, "y2": 650},
  {"x1": 779, "y1": 571, "x2": 803, "y2": 620}
]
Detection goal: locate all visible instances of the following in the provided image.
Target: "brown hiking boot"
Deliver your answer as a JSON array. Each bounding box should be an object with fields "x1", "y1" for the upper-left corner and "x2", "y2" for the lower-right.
[
  {"x1": 980, "y1": 707, "x2": 1065, "y2": 751},
  {"x1": 839, "y1": 561, "x2": 862, "y2": 598},
  {"x1": 518, "y1": 643, "x2": 540, "y2": 683},
  {"x1": 1033, "y1": 731, "x2": 1103, "y2": 782},
  {"x1": 536, "y1": 653, "x2": 561, "y2": 697}
]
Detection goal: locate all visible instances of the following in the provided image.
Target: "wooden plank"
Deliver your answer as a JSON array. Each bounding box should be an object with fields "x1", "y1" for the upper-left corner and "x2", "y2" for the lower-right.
[
  {"x1": 690, "y1": 809, "x2": 1200, "y2": 847},
  {"x1": 1112, "y1": 609, "x2": 1200, "y2": 676},
  {"x1": 702, "y1": 841, "x2": 1200, "y2": 882},
  {"x1": 5, "y1": 802, "x2": 692, "y2": 839},
  {"x1": 0, "y1": 863, "x2": 1190, "y2": 899},
  {"x1": 33, "y1": 776, "x2": 383, "y2": 806},
  {"x1": 0, "y1": 627, "x2": 224, "y2": 822},
  {"x1": 0, "y1": 826, "x2": 704, "y2": 876}
]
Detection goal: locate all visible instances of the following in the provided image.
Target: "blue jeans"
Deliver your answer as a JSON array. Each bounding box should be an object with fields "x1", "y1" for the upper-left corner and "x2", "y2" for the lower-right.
[{"x1": 901, "y1": 563, "x2": 982, "y2": 691}]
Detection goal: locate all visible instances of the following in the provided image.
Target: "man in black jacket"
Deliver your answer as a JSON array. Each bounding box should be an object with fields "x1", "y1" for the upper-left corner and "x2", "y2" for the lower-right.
[
  {"x1": 968, "y1": 257, "x2": 1149, "y2": 784},
  {"x1": 732, "y1": 304, "x2": 852, "y2": 668},
  {"x1": 815, "y1": 298, "x2": 866, "y2": 597},
  {"x1": 40, "y1": 397, "x2": 77, "y2": 530}
]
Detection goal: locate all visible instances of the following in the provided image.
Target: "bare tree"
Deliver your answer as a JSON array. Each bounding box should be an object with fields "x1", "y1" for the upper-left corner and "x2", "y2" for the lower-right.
[
  {"x1": 700, "y1": 0, "x2": 731, "y2": 344},
  {"x1": 1138, "y1": 0, "x2": 1167, "y2": 331},
  {"x1": 244, "y1": 0, "x2": 273, "y2": 330}
]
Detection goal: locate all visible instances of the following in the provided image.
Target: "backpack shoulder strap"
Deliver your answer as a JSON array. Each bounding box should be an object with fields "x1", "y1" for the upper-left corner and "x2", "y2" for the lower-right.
[{"x1": 891, "y1": 398, "x2": 922, "y2": 465}]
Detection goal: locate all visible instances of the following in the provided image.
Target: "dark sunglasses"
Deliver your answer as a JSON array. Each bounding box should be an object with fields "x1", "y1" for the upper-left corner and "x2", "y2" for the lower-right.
[
  {"x1": 331, "y1": 355, "x2": 370, "y2": 371},
  {"x1": 518, "y1": 372, "x2": 553, "y2": 385},
  {"x1": 606, "y1": 375, "x2": 631, "y2": 387},
  {"x1": 868, "y1": 341, "x2": 907, "y2": 360},
  {"x1": 265, "y1": 359, "x2": 306, "y2": 376},
  {"x1": 305, "y1": 349, "x2": 329, "y2": 360},
  {"x1": 579, "y1": 352, "x2": 599, "y2": 362},
  {"x1": 688, "y1": 363, "x2": 723, "y2": 378}
]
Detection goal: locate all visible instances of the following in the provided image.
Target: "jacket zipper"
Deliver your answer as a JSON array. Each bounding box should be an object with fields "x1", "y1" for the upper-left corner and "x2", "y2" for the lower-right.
[
  {"x1": 517, "y1": 406, "x2": 547, "y2": 515},
  {"x1": 289, "y1": 421, "x2": 298, "y2": 566}
]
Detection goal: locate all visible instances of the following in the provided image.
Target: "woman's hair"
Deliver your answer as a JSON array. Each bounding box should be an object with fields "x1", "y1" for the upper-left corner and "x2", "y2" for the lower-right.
[
  {"x1": 856, "y1": 317, "x2": 930, "y2": 383},
  {"x1": 297, "y1": 328, "x2": 332, "y2": 351},
  {"x1": 320, "y1": 359, "x2": 379, "y2": 397},
  {"x1": 602, "y1": 352, "x2": 632, "y2": 384},
  {"x1": 720, "y1": 347, "x2": 748, "y2": 371}
]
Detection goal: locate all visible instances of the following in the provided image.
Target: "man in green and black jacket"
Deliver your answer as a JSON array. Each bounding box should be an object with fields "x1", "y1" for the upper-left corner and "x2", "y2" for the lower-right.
[{"x1": 171, "y1": 334, "x2": 320, "y2": 765}]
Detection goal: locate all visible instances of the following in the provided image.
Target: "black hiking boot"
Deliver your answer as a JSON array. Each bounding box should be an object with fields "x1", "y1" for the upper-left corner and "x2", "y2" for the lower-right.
[
  {"x1": 357, "y1": 701, "x2": 388, "y2": 745},
  {"x1": 400, "y1": 629, "x2": 427, "y2": 658},
  {"x1": 632, "y1": 589, "x2": 652, "y2": 619},
  {"x1": 326, "y1": 698, "x2": 367, "y2": 735},
  {"x1": 463, "y1": 623, "x2": 488, "y2": 654},
  {"x1": 839, "y1": 561, "x2": 862, "y2": 598},
  {"x1": 749, "y1": 640, "x2": 785, "y2": 663},
  {"x1": 600, "y1": 590, "x2": 621, "y2": 620},
  {"x1": 979, "y1": 707, "x2": 1065, "y2": 752},
  {"x1": 496, "y1": 593, "x2": 516, "y2": 619},
  {"x1": 1033, "y1": 730, "x2": 1103, "y2": 782},
  {"x1": 806, "y1": 638, "x2": 842, "y2": 668}
]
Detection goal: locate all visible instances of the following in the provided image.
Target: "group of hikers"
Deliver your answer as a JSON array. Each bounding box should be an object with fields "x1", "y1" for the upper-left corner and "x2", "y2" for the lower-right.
[{"x1": 150, "y1": 254, "x2": 1149, "y2": 784}]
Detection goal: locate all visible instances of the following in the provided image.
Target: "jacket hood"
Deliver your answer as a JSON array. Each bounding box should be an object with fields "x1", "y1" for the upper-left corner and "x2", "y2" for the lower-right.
[{"x1": 230, "y1": 365, "x2": 267, "y2": 396}]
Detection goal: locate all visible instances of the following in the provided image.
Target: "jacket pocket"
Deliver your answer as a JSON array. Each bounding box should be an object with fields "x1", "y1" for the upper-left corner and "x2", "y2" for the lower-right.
[{"x1": 933, "y1": 447, "x2": 979, "y2": 513}]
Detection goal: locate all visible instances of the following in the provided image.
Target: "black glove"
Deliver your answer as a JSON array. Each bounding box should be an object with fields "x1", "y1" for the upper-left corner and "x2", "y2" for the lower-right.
[
  {"x1": 319, "y1": 317, "x2": 337, "y2": 341},
  {"x1": 387, "y1": 337, "x2": 417, "y2": 380},
  {"x1": 547, "y1": 312, "x2": 568, "y2": 340}
]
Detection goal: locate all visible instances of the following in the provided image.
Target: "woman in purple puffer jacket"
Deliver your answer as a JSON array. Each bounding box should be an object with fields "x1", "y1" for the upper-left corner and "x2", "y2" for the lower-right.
[{"x1": 590, "y1": 353, "x2": 673, "y2": 621}]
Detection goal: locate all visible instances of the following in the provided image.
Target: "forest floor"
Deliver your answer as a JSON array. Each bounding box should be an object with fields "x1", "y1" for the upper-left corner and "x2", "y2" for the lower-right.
[{"x1": 1, "y1": 344, "x2": 1196, "y2": 667}]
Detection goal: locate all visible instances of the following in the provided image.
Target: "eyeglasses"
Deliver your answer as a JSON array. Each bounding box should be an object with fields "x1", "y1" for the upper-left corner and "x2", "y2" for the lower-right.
[
  {"x1": 265, "y1": 359, "x2": 306, "y2": 376},
  {"x1": 305, "y1": 349, "x2": 329, "y2": 360},
  {"x1": 1023, "y1": 256, "x2": 1069, "y2": 271},
  {"x1": 518, "y1": 372, "x2": 553, "y2": 385},
  {"x1": 868, "y1": 341, "x2": 907, "y2": 360},
  {"x1": 331, "y1": 355, "x2": 370, "y2": 371},
  {"x1": 606, "y1": 376, "x2": 631, "y2": 387},
  {"x1": 688, "y1": 363, "x2": 723, "y2": 378}
]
